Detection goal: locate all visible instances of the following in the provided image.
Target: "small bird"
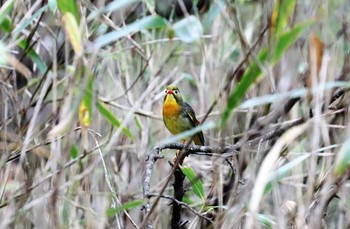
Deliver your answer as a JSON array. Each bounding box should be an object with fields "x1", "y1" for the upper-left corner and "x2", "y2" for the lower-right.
[{"x1": 162, "y1": 85, "x2": 204, "y2": 145}]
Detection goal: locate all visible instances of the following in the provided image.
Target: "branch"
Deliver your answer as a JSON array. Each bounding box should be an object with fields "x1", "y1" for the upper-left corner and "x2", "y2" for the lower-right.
[
  {"x1": 142, "y1": 148, "x2": 164, "y2": 228},
  {"x1": 171, "y1": 160, "x2": 185, "y2": 229},
  {"x1": 305, "y1": 169, "x2": 350, "y2": 228},
  {"x1": 147, "y1": 194, "x2": 214, "y2": 224},
  {"x1": 0, "y1": 140, "x2": 106, "y2": 209},
  {"x1": 141, "y1": 116, "x2": 306, "y2": 228}
]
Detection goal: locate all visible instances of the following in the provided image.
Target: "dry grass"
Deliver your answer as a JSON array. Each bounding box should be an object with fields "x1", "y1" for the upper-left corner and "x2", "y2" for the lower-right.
[{"x1": 1, "y1": 0, "x2": 350, "y2": 228}]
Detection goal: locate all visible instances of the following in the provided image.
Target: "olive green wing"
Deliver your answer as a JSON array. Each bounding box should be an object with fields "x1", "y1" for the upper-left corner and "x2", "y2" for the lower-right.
[{"x1": 182, "y1": 102, "x2": 205, "y2": 145}]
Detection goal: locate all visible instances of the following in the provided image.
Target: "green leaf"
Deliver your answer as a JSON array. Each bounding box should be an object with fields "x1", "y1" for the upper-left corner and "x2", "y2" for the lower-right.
[
  {"x1": 0, "y1": 0, "x2": 14, "y2": 26},
  {"x1": 221, "y1": 20, "x2": 313, "y2": 126},
  {"x1": 221, "y1": 49, "x2": 268, "y2": 126},
  {"x1": 256, "y1": 213, "x2": 275, "y2": 228},
  {"x1": 334, "y1": 140, "x2": 350, "y2": 176},
  {"x1": 57, "y1": 0, "x2": 80, "y2": 24},
  {"x1": 18, "y1": 40, "x2": 47, "y2": 74},
  {"x1": 134, "y1": 116, "x2": 143, "y2": 132},
  {"x1": 269, "y1": 154, "x2": 310, "y2": 181},
  {"x1": 106, "y1": 199, "x2": 144, "y2": 217},
  {"x1": 172, "y1": 16, "x2": 203, "y2": 43},
  {"x1": 203, "y1": 0, "x2": 223, "y2": 31},
  {"x1": 70, "y1": 144, "x2": 79, "y2": 159},
  {"x1": 272, "y1": 21, "x2": 314, "y2": 63},
  {"x1": 180, "y1": 166, "x2": 205, "y2": 201},
  {"x1": 62, "y1": 200, "x2": 70, "y2": 225},
  {"x1": 96, "y1": 15, "x2": 167, "y2": 48},
  {"x1": 182, "y1": 194, "x2": 195, "y2": 205},
  {"x1": 83, "y1": 75, "x2": 93, "y2": 115},
  {"x1": 275, "y1": 0, "x2": 296, "y2": 34},
  {"x1": 0, "y1": 17, "x2": 12, "y2": 33},
  {"x1": 48, "y1": 0, "x2": 57, "y2": 12},
  {"x1": 79, "y1": 74, "x2": 93, "y2": 127},
  {"x1": 264, "y1": 154, "x2": 310, "y2": 194},
  {"x1": 97, "y1": 101, "x2": 134, "y2": 140}
]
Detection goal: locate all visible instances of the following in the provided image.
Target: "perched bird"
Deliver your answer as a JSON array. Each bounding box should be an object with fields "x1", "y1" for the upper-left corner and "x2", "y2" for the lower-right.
[{"x1": 162, "y1": 85, "x2": 204, "y2": 145}]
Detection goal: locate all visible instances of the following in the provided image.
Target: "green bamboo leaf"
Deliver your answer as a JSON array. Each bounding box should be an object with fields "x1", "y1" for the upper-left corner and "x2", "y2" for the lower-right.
[
  {"x1": 203, "y1": 0, "x2": 223, "y2": 31},
  {"x1": 48, "y1": 0, "x2": 57, "y2": 12},
  {"x1": 97, "y1": 101, "x2": 134, "y2": 140},
  {"x1": 182, "y1": 195, "x2": 195, "y2": 205},
  {"x1": 272, "y1": 21, "x2": 314, "y2": 63},
  {"x1": 264, "y1": 154, "x2": 310, "y2": 194},
  {"x1": 0, "y1": 17, "x2": 12, "y2": 33},
  {"x1": 106, "y1": 199, "x2": 144, "y2": 217},
  {"x1": 79, "y1": 74, "x2": 93, "y2": 127},
  {"x1": 256, "y1": 213, "x2": 276, "y2": 228},
  {"x1": 334, "y1": 140, "x2": 350, "y2": 176},
  {"x1": 275, "y1": 0, "x2": 296, "y2": 34},
  {"x1": 57, "y1": 0, "x2": 80, "y2": 24},
  {"x1": 221, "y1": 49, "x2": 268, "y2": 126},
  {"x1": 96, "y1": 15, "x2": 167, "y2": 48},
  {"x1": 18, "y1": 40, "x2": 47, "y2": 73},
  {"x1": 269, "y1": 154, "x2": 310, "y2": 181},
  {"x1": 134, "y1": 116, "x2": 143, "y2": 132},
  {"x1": 180, "y1": 165, "x2": 205, "y2": 201},
  {"x1": 221, "y1": 21, "x2": 313, "y2": 126},
  {"x1": 83, "y1": 75, "x2": 93, "y2": 114},
  {"x1": 70, "y1": 144, "x2": 79, "y2": 159},
  {"x1": 0, "y1": 0, "x2": 14, "y2": 26},
  {"x1": 172, "y1": 16, "x2": 203, "y2": 43}
]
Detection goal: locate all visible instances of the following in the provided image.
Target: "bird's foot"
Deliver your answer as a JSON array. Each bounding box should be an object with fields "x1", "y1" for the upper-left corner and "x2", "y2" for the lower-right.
[{"x1": 173, "y1": 149, "x2": 181, "y2": 164}]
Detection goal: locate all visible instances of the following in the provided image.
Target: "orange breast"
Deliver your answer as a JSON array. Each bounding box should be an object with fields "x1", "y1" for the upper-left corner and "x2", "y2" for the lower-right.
[
  {"x1": 163, "y1": 95, "x2": 181, "y2": 134},
  {"x1": 163, "y1": 103, "x2": 180, "y2": 117},
  {"x1": 163, "y1": 94, "x2": 180, "y2": 118}
]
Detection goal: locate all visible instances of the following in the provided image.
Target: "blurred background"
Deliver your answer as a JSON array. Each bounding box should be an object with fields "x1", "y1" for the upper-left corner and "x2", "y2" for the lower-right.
[{"x1": 1, "y1": 0, "x2": 350, "y2": 228}]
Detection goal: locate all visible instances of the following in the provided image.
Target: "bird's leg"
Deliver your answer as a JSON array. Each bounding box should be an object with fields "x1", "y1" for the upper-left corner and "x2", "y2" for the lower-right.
[{"x1": 173, "y1": 150, "x2": 180, "y2": 164}]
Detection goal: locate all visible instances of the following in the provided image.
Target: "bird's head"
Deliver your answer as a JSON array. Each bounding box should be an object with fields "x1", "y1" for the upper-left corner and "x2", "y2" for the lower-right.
[{"x1": 164, "y1": 85, "x2": 183, "y2": 103}]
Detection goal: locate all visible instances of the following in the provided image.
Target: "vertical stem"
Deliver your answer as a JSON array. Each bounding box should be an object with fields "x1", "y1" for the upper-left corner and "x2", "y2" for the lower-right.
[{"x1": 171, "y1": 150, "x2": 186, "y2": 229}]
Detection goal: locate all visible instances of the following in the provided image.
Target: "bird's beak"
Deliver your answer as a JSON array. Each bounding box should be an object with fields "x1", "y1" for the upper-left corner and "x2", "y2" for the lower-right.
[{"x1": 167, "y1": 90, "x2": 173, "y2": 95}]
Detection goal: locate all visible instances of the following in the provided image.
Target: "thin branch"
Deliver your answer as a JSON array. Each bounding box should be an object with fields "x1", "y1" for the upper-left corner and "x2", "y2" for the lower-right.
[
  {"x1": 171, "y1": 159, "x2": 185, "y2": 229},
  {"x1": 305, "y1": 169, "x2": 350, "y2": 228},
  {"x1": 147, "y1": 194, "x2": 214, "y2": 224},
  {"x1": 141, "y1": 115, "x2": 306, "y2": 228},
  {"x1": 91, "y1": 131, "x2": 124, "y2": 229},
  {"x1": 0, "y1": 141, "x2": 107, "y2": 209}
]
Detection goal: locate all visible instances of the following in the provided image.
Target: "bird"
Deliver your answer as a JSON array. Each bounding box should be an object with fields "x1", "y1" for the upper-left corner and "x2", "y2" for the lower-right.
[{"x1": 162, "y1": 85, "x2": 205, "y2": 146}]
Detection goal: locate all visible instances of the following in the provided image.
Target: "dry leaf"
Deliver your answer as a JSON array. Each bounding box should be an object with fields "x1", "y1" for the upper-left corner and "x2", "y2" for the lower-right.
[{"x1": 307, "y1": 34, "x2": 324, "y2": 88}]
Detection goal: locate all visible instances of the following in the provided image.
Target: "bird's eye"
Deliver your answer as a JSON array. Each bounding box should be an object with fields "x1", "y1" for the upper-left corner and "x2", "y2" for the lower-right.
[
  {"x1": 165, "y1": 90, "x2": 168, "y2": 94},
  {"x1": 174, "y1": 90, "x2": 179, "y2": 95}
]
